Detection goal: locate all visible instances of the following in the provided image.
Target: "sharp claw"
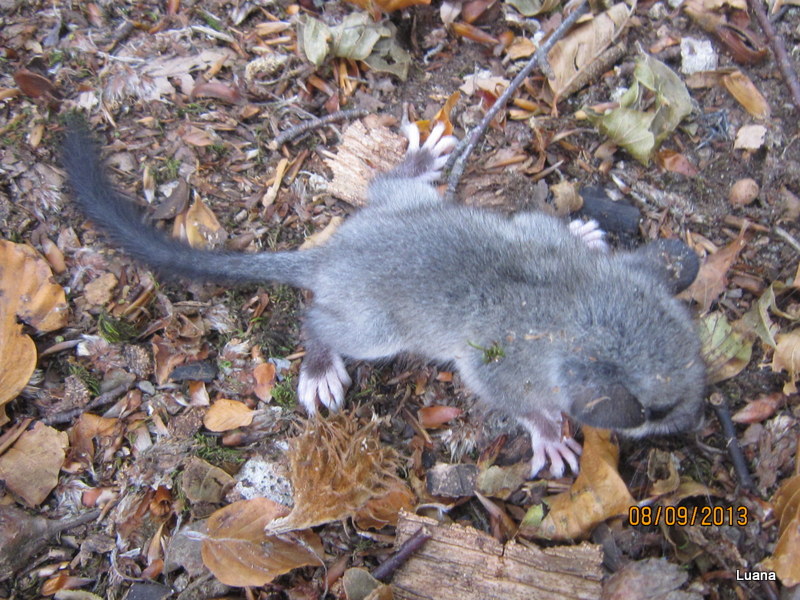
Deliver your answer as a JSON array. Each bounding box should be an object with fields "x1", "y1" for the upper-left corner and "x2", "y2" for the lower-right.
[{"x1": 403, "y1": 122, "x2": 421, "y2": 152}]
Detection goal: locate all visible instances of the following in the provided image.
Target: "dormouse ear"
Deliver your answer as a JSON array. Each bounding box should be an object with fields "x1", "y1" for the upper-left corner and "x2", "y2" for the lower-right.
[
  {"x1": 626, "y1": 239, "x2": 700, "y2": 294},
  {"x1": 568, "y1": 382, "x2": 647, "y2": 430}
]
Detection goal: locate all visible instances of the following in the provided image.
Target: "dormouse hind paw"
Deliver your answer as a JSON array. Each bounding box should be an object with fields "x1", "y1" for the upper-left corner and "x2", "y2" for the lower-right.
[
  {"x1": 398, "y1": 122, "x2": 458, "y2": 183},
  {"x1": 569, "y1": 219, "x2": 609, "y2": 252},
  {"x1": 297, "y1": 345, "x2": 352, "y2": 414}
]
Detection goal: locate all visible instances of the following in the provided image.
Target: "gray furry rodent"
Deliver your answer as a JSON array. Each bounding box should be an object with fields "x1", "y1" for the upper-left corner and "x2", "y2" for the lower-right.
[{"x1": 61, "y1": 116, "x2": 706, "y2": 477}]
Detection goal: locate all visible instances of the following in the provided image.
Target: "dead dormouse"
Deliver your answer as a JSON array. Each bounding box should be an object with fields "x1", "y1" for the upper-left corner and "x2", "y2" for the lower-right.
[{"x1": 61, "y1": 116, "x2": 706, "y2": 477}]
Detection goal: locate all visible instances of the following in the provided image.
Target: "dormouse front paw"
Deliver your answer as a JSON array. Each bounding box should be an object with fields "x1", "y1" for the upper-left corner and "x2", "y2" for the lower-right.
[
  {"x1": 519, "y1": 417, "x2": 582, "y2": 478},
  {"x1": 398, "y1": 122, "x2": 458, "y2": 182},
  {"x1": 297, "y1": 345, "x2": 352, "y2": 414},
  {"x1": 569, "y1": 219, "x2": 609, "y2": 252}
]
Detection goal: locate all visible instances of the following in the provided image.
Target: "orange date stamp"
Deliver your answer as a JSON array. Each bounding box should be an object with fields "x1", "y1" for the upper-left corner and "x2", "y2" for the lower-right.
[{"x1": 628, "y1": 505, "x2": 749, "y2": 527}]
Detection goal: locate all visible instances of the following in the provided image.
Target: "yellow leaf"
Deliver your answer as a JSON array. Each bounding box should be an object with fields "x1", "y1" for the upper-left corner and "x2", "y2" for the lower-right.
[{"x1": 203, "y1": 399, "x2": 255, "y2": 432}]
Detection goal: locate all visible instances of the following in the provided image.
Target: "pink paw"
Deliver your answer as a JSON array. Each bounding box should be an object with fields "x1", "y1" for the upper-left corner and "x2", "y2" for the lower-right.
[
  {"x1": 569, "y1": 219, "x2": 609, "y2": 252},
  {"x1": 529, "y1": 437, "x2": 582, "y2": 478}
]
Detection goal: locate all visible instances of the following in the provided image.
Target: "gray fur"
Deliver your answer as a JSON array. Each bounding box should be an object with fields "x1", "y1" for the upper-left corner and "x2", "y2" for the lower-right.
[{"x1": 62, "y1": 117, "x2": 706, "y2": 477}]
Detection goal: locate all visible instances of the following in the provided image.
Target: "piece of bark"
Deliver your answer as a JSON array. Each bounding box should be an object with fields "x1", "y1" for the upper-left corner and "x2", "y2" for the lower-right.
[{"x1": 392, "y1": 512, "x2": 603, "y2": 600}]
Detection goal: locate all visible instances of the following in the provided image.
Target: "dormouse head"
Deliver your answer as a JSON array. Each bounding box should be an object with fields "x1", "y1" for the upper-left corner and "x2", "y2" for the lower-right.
[{"x1": 558, "y1": 264, "x2": 706, "y2": 437}]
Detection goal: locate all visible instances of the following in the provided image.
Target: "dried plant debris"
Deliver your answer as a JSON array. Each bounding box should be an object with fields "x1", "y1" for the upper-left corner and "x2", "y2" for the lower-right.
[
  {"x1": 268, "y1": 414, "x2": 413, "y2": 534},
  {"x1": 0, "y1": 241, "x2": 68, "y2": 419},
  {"x1": 583, "y1": 53, "x2": 692, "y2": 165}
]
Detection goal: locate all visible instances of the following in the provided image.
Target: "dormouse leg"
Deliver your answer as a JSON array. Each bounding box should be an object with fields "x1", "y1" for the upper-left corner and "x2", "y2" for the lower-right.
[
  {"x1": 367, "y1": 122, "x2": 458, "y2": 210},
  {"x1": 297, "y1": 337, "x2": 352, "y2": 414},
  {"x1": 568, "y1": 219, "x2": 609, "y2": 252},
  {"x1": 518, "y1": 415, "x2": 582, "y2": 478}
]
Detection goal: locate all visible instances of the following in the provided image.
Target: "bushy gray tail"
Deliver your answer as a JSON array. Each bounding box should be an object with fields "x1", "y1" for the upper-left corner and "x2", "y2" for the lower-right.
[{"x1": 61, "y1": 116, "x2": 314, "y2": 289}]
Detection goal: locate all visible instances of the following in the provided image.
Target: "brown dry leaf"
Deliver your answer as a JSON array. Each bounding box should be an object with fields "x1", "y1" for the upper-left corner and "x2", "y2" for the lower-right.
[
  {"x1": 772, "y1": 330, "x2": 800, "y2": 394},
  {"x1": 678, "y1": 232, "x2": 747, "y2": 312},
  {"x1": 0, "y1": 241, "x2": 68, "y2": 414},
  {"x1": 346, "y1": 0, "x2": 430, "y2": 13},
  {"x1": 731, "y1": 393, "x2": 782, "y2": 423},
  {"x1": 550, "y1": 180, "x2": 583, "y2": 215},
  {"x1": 180, "y1": 126, "x2": 216, "y2": 147},
  {"x1": 0, "y1": 421, "x2": 68, "y2": 507},
  {"x1": 546, "y1": 3, "x2": 631, "y2": 101},
  {"x1": 190, "y1": 81, "x2": 242, "y2": 104},
  {"x1": 267, "y1": 415, "x2": 405, "y2": 533},
  {"x1": 656, "y1": 149, "x2": 699, "y2": 176},
  {"x1": 354, "y1": 477, "x2": 416, "y2": 529},
  {"x1": 67, "y1": 413, "x2": 122, "y2": 470},
  {"x1": 760, "y1": 474, "x2": 800, "y2": 585},
  {"x1": 83, "y1": 272, "x2": 119, "y2": 306},
  {"x1": 418, "y1": 405, "x2": 463, "y2": 428},
  {"x1": 203, "y1": 399, "x2": 255, "y2": 432},
  {"x1": 521, "y1": 428, "x2": 635, "y2": 540},
  {"x1": 722, "y1": 70, "x2": 770, "y2": 118},
  {"x1": 299, "y1": 216, "x2": 344, "y2": 250},
  {"x1": 201, "y1": 498, "x2": 323, "y2": 587},
  {"x1": 253, "y1": 362, "x2": 276, "y2": 402},
  {"x1": 173, "y1": 198, "x2": 226, "y2": 250},
  {"x1": 13, "y1": 69, "x2": 59, "y2": 101}
]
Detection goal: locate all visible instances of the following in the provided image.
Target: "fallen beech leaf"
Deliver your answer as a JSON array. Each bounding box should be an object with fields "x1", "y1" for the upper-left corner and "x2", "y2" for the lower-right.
[
  {"x1": 699, "y1": 312, "x2": 752, "y2": 383},
  {"x1": 83, "y1": 272, "x2": 118, "y2": 306},
  {"x1": 679, "y1": 232, "x2": 747, "y2": 311},
  {"x1": 13, "y1": 68, "x2": 59, "y2": 100},
  {"x1": 0, "y1": 241, "x2": 68, "y2": 412},
  {"x1": 203, "y1": 399, "x2": 255, "y2": 432},
  {"x1": 68, "y1": 413, "x2": 122, "y2": 469},
  {"x1": 202, "y1": 498, "x2": 323, "y2": 587},
  {"x1": 547, "y1": 3, "x2": 631, "y2": 102},
  {"x1": 180, "y1": 126, "x2": 216, "y2": 147},
  {"x1": 0, "y1": 422, "x2": 68, "y2": 507},
  {"x1": 253, "y1": 362, "x2": 276, "y2": 402},
  {"x1": 520, "y1": 428, "x2": 635, "y2": 540},
  {"x1": 173, "y1": 198, "x2": 226, "y2": 249},
  {"x1": 656, "y1": 149, "x2": 699, "y2": 176},
  {"x1": 761, "y1": 474, "x2": 800, "y2": 585},
  {"x1": 722, "y1": 70, "x2": 770, "y2": 118},
  {"x1": 772, "y1": 330, "x2": 800, "y2": 394},
  {"x1": 418, "y1": 405, "x2": 463, "y2": 428},
  {"x1": 732, "y1": 393, "x2": 782, "y2": 423},
  {"x1": 190, "y1": 81, "x2": 242, "y2": 104}
]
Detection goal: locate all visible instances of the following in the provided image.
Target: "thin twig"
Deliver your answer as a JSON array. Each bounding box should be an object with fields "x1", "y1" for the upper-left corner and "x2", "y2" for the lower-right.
[
  {"x1": 774, "y1": 226, "x2": 800, "y2": 255},
  {"x1": 372, "y1": 526, "x2": 432, "y2": 582},
  {"x1": 747, "y1": 0, "x2": 800, "y2": 112},
  {"x1": 270, "y1": 108, "x2": 370, "y2": 149},
  {"x1": 444, "y1": 0, "x2": 590, "y2": 200},
  {"x1": 708, "y1": 392, "x2": 755, "y2": 491}
]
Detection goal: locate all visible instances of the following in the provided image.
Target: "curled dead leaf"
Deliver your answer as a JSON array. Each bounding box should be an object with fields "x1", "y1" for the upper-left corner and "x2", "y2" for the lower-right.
[
  {"x1": 0, "y1": 241, "x2": 68, "y2": 410},
  {"x1": 772, "y1": 330, "x2": 800, "y2": 394},
  {"x1": 760, "y1": 474, "x2": 800, "y2": 585}
]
